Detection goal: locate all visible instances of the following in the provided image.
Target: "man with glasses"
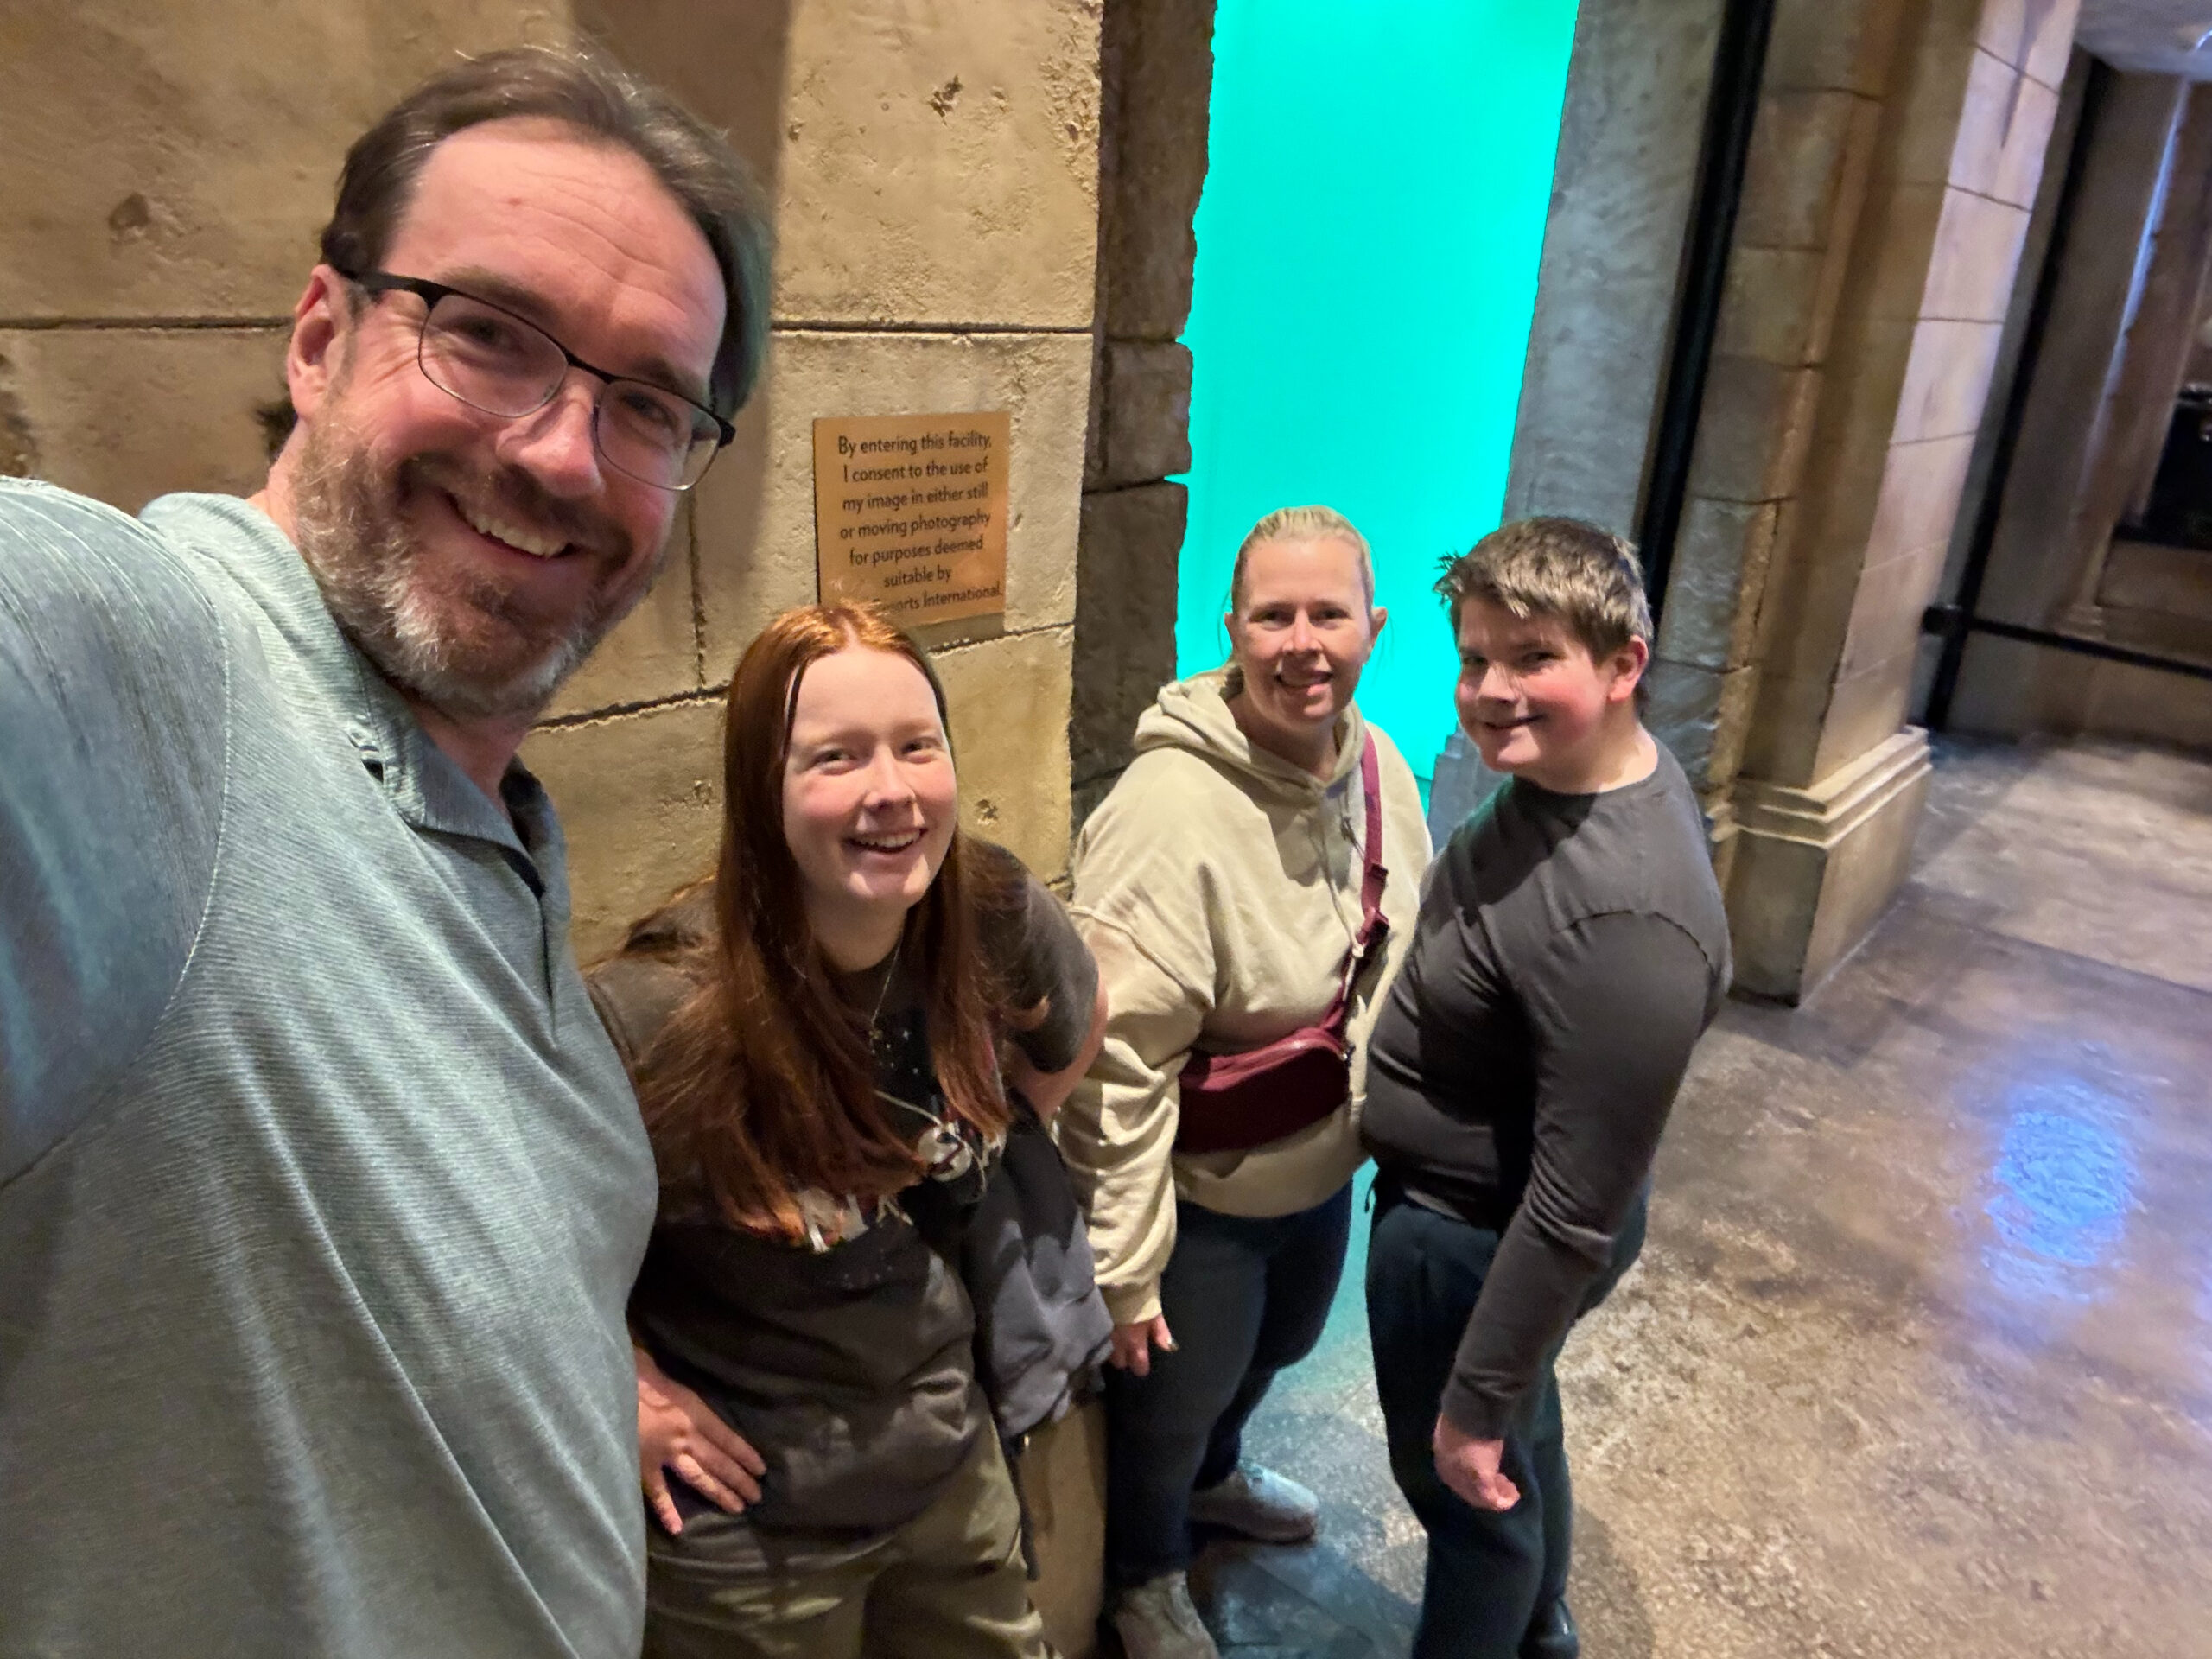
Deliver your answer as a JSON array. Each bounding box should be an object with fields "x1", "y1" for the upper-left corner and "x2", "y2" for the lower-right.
[{"x1": 0, "y1": 47, "x2": 769, "y2": 1659}]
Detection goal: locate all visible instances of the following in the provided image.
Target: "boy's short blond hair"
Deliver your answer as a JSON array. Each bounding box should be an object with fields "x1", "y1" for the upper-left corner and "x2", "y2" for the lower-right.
[{"x1": 1434, "y1": 517, "x2": 1653, "y2": 660}]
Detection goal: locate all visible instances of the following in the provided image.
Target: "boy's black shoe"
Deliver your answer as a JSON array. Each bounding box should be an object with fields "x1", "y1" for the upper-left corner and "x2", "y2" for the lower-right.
[{"x1": 1521, "y1": 1599, "x2": 1579, "y2": 1659}]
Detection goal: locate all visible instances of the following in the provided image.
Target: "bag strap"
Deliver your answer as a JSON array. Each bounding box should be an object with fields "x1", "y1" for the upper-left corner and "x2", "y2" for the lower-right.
[
  {"x1": 1357, "y1": 732, "x2": 1387, "y2": 936},
  {"x1": 1319, "y1": 734, "x2": 1389, "y2": 1036}
]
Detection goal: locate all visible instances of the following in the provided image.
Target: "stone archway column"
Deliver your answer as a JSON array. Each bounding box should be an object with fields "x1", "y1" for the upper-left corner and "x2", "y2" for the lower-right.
[{"x1": 1666, "y1": 0, "x2": 2080, "y2": 1000}]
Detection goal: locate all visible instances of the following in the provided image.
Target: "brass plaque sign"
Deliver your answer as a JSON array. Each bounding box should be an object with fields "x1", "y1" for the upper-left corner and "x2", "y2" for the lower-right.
[{"x1": 813, "y1": 410, "x2": 1011, "y2": 626}]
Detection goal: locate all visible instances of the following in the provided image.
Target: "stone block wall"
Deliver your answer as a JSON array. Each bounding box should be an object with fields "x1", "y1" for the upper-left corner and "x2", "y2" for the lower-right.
[
  {"x1": 1476, "y1": 0, "x2": 1727, "y2": 847},
  {"x1": 0, "y1": 2, "x2": 559, "y2": 500},
  {"x1": 1644, "y1": 0, "x2": 1906, "y2": 835},
  {"x1": 531, "y1": 0, "x2": 1103, "y2": 959},
  {"x1": 1068, "y1": 0, "x2": 1214, "y2": 830},
  {"x1": 0, "y1": 0, "x2": 1107, "y2": 966},
  {"x1": 1505, "y1": 0, "x2": 1726, "y2": 536},
  {"x1": 6, "y1": 3, "x2": 1118, "y2": 1649},
  {"x1": 1497, "y1": 0, "x2": 2081, "y2": 997},
  {"x1": 1736, "y1": 0, "x2": 2075, "y2": 794},
  {"x1": 1948, "y1": 64, "x2": 2212, "y2": 753},
  {"x1": 1663, "y1": 0, "x2": 2080, "y2": 998}
]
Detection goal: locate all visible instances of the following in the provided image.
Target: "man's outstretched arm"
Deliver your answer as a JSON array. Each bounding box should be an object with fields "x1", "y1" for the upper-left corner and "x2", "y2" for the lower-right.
[{"x1": 0, "y1": 481, "x2": 229, "y2": 1179}]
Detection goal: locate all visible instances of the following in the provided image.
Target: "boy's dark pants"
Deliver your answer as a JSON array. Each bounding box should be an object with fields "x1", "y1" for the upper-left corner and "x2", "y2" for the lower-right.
[
  {"x1": 1365, "y1": 1181, "x2": 1645, "y2": 1659},
  {"x1": 1103, "y1": 1184, "x2": 1353, "y2": 1586}
]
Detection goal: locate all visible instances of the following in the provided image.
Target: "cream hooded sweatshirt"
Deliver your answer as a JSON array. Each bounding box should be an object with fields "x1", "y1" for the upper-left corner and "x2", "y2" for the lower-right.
[{"x1": 1058, "y1": 670, "x2": 1432, "y2": 1325}]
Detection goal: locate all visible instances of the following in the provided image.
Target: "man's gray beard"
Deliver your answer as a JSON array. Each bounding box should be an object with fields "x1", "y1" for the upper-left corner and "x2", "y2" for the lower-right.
[{"x1": 288, "y1": 422, "x2": 653, "y2": 723}]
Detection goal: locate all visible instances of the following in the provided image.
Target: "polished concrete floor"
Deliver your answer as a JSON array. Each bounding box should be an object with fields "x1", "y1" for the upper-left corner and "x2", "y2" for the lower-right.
[{"x1": 1179, "y1": 737, "x2": 2212, "y2": 1659}]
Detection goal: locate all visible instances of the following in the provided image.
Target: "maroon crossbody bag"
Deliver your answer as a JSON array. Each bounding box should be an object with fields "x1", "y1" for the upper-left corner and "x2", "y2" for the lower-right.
[{"x1": 1173, "y1": 735, "x2": 1389, "y2": 1156}]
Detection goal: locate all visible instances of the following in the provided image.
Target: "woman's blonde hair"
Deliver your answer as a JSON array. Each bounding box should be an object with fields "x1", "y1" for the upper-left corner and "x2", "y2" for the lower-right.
[
  {"x1": 1223, "y1": 505, "x2": 1380, "y2": 697},
  {"x1": 1229, "y1": 505, "x2": 1376, "y2": 611}
]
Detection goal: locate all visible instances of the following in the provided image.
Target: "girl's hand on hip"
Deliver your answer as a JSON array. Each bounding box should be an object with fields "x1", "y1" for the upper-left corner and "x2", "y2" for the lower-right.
[{"x1": 635, "y1": 1345, "x2": 766, "y2": 1535}]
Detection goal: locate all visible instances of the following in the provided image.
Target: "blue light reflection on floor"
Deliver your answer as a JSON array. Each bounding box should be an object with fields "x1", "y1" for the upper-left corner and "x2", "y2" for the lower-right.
[{"x1": 1980, "y1": 1077, "x2": 2139, "y2": 1306}]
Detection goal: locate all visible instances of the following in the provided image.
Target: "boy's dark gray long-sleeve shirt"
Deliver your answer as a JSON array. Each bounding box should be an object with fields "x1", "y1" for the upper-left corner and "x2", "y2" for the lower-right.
[{"x1": 1361, "y1": 742, "x2": 1730, "y2": 1440}]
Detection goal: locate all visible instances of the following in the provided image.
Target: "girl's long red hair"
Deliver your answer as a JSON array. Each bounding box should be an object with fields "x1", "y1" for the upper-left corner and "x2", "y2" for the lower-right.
[{"x1": 630, "y1": 603, "x2": 1016, "y2": 1243}]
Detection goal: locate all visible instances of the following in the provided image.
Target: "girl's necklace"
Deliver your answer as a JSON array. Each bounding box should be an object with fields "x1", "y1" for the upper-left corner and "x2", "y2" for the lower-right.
[{"x1": 867, "y1": 933, "x2": 904, "y2": 1042}]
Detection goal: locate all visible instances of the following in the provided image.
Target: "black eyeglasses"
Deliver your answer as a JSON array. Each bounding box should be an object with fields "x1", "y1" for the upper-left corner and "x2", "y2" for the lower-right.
[{"x1": 340, "y1": 270, "x2": 734, "y2": 492}]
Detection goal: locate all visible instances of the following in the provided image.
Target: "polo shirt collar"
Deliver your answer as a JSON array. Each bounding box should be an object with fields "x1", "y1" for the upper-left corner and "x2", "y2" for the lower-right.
[{"x1": 139, "y1": 493, "x2": 560, "y2": 882}]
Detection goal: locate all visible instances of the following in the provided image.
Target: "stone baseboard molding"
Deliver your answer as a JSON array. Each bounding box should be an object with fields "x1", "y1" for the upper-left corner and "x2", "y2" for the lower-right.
[{"x1": 1725, "y1": 728, "x2": 1934, "y2": 1001}]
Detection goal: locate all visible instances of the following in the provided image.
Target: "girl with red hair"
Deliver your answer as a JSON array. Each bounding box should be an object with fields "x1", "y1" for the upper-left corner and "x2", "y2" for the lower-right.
[{"x1": 588, "y1": 603, "x2": 1104, "y2": 1659}]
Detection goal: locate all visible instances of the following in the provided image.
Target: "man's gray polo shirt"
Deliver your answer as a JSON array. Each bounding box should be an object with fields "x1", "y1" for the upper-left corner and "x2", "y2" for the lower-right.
[{"x1": 0, "y1": 481, "x2": 658, "y2": 1657}]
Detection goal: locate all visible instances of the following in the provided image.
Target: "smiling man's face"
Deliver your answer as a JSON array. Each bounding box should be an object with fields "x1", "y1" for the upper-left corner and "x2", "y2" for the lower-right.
[{"x1": 281, "y1": 117, "x2": 726, "y2": 722}]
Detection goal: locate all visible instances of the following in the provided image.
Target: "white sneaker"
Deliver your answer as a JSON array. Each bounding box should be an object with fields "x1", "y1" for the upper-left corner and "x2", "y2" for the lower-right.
[
  {"x1": 1186, "y1": 1463, "x2": 1319, "y2": 1543},
  {"x1": 1110, "y1": 1571, "x2": 1220, "y2": 1659}
]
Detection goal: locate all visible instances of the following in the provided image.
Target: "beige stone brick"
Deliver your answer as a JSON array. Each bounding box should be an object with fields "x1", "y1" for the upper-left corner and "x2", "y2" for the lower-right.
[
  {"x1": 1947, "y1": 628, "x2": 2073, "y2": 735},
  {"x1": 1097, "y1": 0, "x2": 1215, "y2": 340},
  {"x1": 1839, "y1": 537, "x2": 1947, "y2": 680},
  {"x1": 0, "y1": 324, "x2": 287, "y2": 509},
  {"x1": 1812, "y1": 651, "x2": 1916, "y2": 776},
  {"x1": 1656, "y1": 496, "x2": 1781, "y2": 671},
  {"x1": 1098, "y1": 340, "x2": 1191, "y2": 487},
  {"x1": 1715, "y1": 247, "x2": 1827, "y2": 365},
  {"x1": 1831, "y1": 92, "x2": 1890, "y2": 264},
  {"x1": 1891, "y1": 317, "x2": 2004, "y2": 442},
  {"x1": 1936, "y1": 47, "x2": 2013, "y2": 193},
  {"x1": 545, "y1": 502, "x2": 701, "y2": 720},
  {"x1": 1764, "y1": 0, "x2": 1910, "y2": 96},
  {"x1": 1684, "y1": 355, "x2": 1821, "y2": 503},
  {"x1": 1923, "y1": 188, "x2": 2031, "y2": 323},
  {"x1": 1856, "y1": 181, "x2": 1949, "y2": 325},
  {"x1": 1644, "y1": 658, "x2": 1759, "y2": 791},
  {"x1": 1071, "y1": 481, "x2": 1184, "y2": 783},
  {"x1": 1792, "y1": 316, "x2": 1915, "y2": 528},
  {"x1": 1082, "y1": 331, "x2": 1109, "y2": 493},
  {"x1": 523, "y1": 695, "x2": 724, "y2": 962},
  {"x1": 1887, "y1": 6, "x2": 1991, "y2": 190},
  {"x1": 0, "y1": 1, "x2": 565, "y2": 321},
  {"x1": 936, "y1": 626, "x2": 1075, "y2": 882},
  {"x1": 1727, "y1": 730, "x2": 1930, "y2": 1000},
  {"x1": 766, "y1": 0, "x2": 1101, "y2": 327},
  {"x1": 1758, "y1": 531, "x2": 1866, "y2": 696},
  {"x1": 1866, "y1": 432, "x2": 1975, "y2": 561},
  {"x1": 1738, "y1": 664, "x2": 1834, "y2": 787},
  {"x1": 1737, "y1": 90, "x2": 1864, "y2": 251},
  {"x1": 1989, "y1": 70, "x2": 2065, "y2": 207},
  {"x1": 1948, "y1": 47, "x2": 2063, "y2": 207},
  {"x1": 1979, "y1": 0, "x2": 2081, "y2": 89},
  {"x1": 573, "y1": 0, "x2": 785, "y2": 216},
  {"x1": 693, "y1": 328, "x2": 1091, "y2": 678}
]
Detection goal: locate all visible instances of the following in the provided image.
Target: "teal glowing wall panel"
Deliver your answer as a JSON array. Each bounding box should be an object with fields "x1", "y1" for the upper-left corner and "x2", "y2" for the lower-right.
[{"x1": 1174, "y1": 0, "x2": 1580, "y2": 778}]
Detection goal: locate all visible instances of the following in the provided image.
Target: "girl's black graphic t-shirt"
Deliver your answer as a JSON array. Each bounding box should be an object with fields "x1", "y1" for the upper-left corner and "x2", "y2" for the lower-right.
[{"x1": 590, "y1": 843, "x2": 1096, "y2": 1553}]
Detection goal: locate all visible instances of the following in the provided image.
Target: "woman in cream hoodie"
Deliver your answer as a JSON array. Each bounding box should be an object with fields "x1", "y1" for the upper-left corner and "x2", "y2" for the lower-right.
[{"x1": 1061, "y1": 506, "x2": 1431, "y2": 1659}]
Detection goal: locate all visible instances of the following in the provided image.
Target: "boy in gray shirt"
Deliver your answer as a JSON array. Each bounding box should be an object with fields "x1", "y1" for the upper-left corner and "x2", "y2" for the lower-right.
[{"x1": 1362, "y1": 518, "x2": 1732, "y2": 1659}]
